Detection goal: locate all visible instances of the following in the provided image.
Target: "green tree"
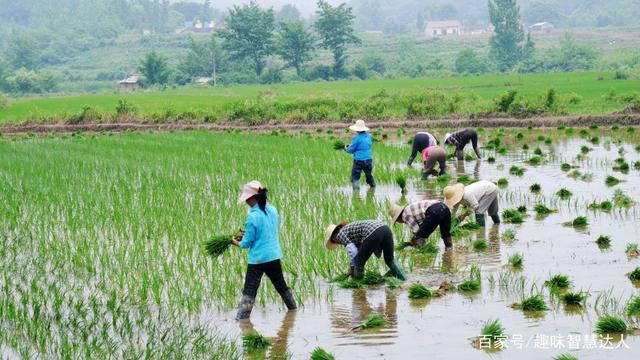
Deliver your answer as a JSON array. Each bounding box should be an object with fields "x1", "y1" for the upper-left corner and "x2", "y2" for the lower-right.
[
  {"x1": 488, "y1": 0, "x2": 525, "y2": 72},
  {"x1": 138, "y1": 51, "x2": 171, "y2": 86},
  {"x1": 178, "y1": 34, "x2": 226, "y2": 83},
  {"x1": 6, "y1": 35, "x2": 41, "y2": 70},
  {"x1": 553, "y1": 32, "x2": 598, "y2": 71},
  {"x1": 276, "y1": 4, "x2": 301, "y2": 22},
  {"x1": 314, "y1": 0, "x2": 360, "y2": 78},
  {"x1": 454, "y1": 48, "x2": 489, "y2": 74},
  {"x1": 276, "y1": 21, "x2": 315, "y2": 76},
  {"x1": 222, "y1": 1, "x2": 275, "y2": 76}
]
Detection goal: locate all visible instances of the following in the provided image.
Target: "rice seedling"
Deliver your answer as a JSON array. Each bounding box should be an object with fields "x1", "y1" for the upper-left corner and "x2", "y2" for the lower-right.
[
  {"x1": 502, "y1": 209, "x2": 524, "y2": 224},
  {"x1": 605, "y1": 175, "x2": 622, "y2": 186},
  {"x1": 497, "y1": 147, "x2": 507, "y2": 155},
  {"x1": 332, "y1": 140, "x2": 345, "y2": 150},
  {"x1": 204, "y1": 235, "x2": 234, "y2": 258},
  {"x1": 554, "y1": 353, "x2": 578, "y2": 360},
  {"x1": 544, "y1": 138, "x2": 553, "y2": 145},
  {"x1": 529, "y1": 183, "x2": 541, "y2": 193},
  {"x1": 571, "y1": 216, "x2": 589, "y2": 228},
  {"x1": 509, "y1": 166, "x2": 525, "y2": 176},
  {"x1": 560, "y1": 163, "x2": 572, "y2": 171},
  {"x1": 516, "y1": 132, "x2": 524, "y2": 139},
  {"x1": 634, "y1": 161, "x2": 640, "y2": 170},
  {"x1": 561, "y1": 292, "x2": 587, "y2": 307},
  {"x1": 588, "y1": 200, "x2": 613, "y2": 211},
  {"x1": 502, "y1": 229, "x2": 517, "y2": 241},
  {"x1": 596, "y1": 235, "x2": 611, "y2": 248},
  {"x1": 458, "y1": 266, "x2": 481, "y2": 292},
  {"x1": 497, "y1": 178, "x2": 508, "y2": 187},
  {"x1": 514, "y1": 295, "x2": 548, "y2": 311},
  {"x1": 590, "y1": 136, "x2": 600, "y2": 144},
  {"x1": 546, "y1": 274, "x2": 571, "y2": 289},
  {"x1": 613, "y1": 161, "x2": 630, "y2": 172},
  {"x1": 579, "y1": 129, "x2": 589, "y2": 137},
  {"x1": 628, "y1": 267, "x2": 640, "y2": 282},
  {"x1": 479, "y1": 319, "x2": 505, "y2": 342},
  {"x1": 533, "y1": 204, "x2": 554, "y2": 215},
  {"x1": 487, "y1": 156, "x2": 496, "y2": 163},
  {"x1": 472, "y1": 239, "x2": 488, "y2": 251},
  {"x1": 310, "y1": 347, "x2": 335, "y2": 360},
  {"x1": 595, "y1": 316, "x2": 628, "y2": 334},
  {"x1": 457, "y1": 174, "x2": 476, "y2": 185},
  {"x1": 536, "y1": 135, "x2": 545, "y2": 141},
  {"x1": 626, "y1": 296, "x2": 640, "y2": 317},
  {"x1": 385, "y1": 277, "x2": 402, "y2": 289},
  {"x1": 517, "y1": 205, "x2": 527, "y2": 213},
  {"x1": 408, "y1": 283, "x2": 433, "y2": 299},
  {"x1": 613, "y1": 189, "x2": 634, "y2": 207},
  {"x1": 625, "y1": 243, "x2": 639, "y2": 257},
  {"x1": 360, "y1": 314, "x2": 386, "y2": 329},
  {"x1": 508, "y1": 253, "x2": 524, "y2": 268},
  {"x1": 464, "y1": 153, "x2": 477, "y2": 161},
  {"x1": 331, "y1": 273, "x2": 350, "y2": 282},
  {"x1": 580, "y1": 145, "x2": 591, "y2": 154},
  {"x1": 556, "y1": 188, "x2": 573, "y2": 199},
  {"x1": 338, "y1": 278, "x2": 364, "y2": 289},
  {"x1": 527, "y1": 156, "x2": 542, "y2": 165},
  {"x1": 533, "y1": 147, "x2": 543, "y2": 156},
  {"x1": 362, "y1": 271, "x2": 386, "y2": 286},
  {"x1": 522, "y1": 143, "x2": 529, "y2": 150},
  {"x1": 243, "y1": 331, "x2": 272, "y2": 351},
  {"x1": 396, "y1": 175, "x2": 407, "y2": 192}
]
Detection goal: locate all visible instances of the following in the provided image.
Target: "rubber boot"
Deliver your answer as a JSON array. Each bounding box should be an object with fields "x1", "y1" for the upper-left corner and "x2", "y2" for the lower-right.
[
  {"x1": 352, "y1": 180, "x2": 360, "y2": 191},
  {"x1": 387, "y1": 260, "x2": 408, "y2": 281},
  {"x1": 353, "y1": 266, "x2": 365, "y2": 280},
  {"x1": 455, "y1": 150, "x2": 464, "y2": 161},
  {"x1": 235, "y1": 295, "x2": 254, "y2": 320},
  {"x1": 422, "y1": 172, "x2": 430, "y2": 180},
  {"x1": 475, "y1": 213, "x2": 486, "y2": 227},
  {"x1": 490, "y1": 214, "x2": 501, "y2": 224},
  {"x1": 443, "y1": 236, "x2": 453, "y2": 249},
  {"x1": 280, "y1": 289, "x2": 297, "y2": 310}
]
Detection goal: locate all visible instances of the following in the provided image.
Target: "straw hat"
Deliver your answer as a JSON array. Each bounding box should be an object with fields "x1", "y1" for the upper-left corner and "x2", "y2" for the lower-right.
[
  {"x1": 388, "y1": 204, "x2": 408, "y2": 223},
  {"x1": 325, "y1": 224, "x2": 339, "y2": 250},
  {"x1": 349, "y1": 119, "x2": 369, "y2": 132},
  {"x1": 443, "y1": 132, "x2": 452, "y2": 144},
  {"x1": 237, "y1": 180, "x2": 262, "y2": 205},
  {"x1": 443, "y1": 183, "x2": 464, "y2": 209}
]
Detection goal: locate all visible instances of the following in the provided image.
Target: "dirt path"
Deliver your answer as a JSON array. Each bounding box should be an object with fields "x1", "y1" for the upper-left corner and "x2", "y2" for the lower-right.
[{"x1": 1, "y1": 114, "x2": 639, "y2": 134}]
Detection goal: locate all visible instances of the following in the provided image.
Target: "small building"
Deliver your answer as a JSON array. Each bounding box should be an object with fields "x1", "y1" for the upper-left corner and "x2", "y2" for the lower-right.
[
  {"x1": 119, "y1": 76, "x2": 141, "y2": 93},
  {"x1": 425, "y1": 20, "x2": 463, "y2": 37},
  {"x1": 528, "y1": 22, "x2": 554, "y2": 33},
  {"x1": 194, "y1": 77, "x2": 212, "y2": 85}
]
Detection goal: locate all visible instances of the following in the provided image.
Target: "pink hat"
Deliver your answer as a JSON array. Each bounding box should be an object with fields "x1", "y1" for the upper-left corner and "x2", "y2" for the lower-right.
[{"x1": 237, "y1": 180, "x2": 263, "y2": 205}]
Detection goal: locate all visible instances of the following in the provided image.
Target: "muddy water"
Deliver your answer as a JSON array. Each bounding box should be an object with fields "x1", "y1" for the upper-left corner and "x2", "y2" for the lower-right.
[{"x1": 206, "y1": 137, "x2": 640, "y2": 359}]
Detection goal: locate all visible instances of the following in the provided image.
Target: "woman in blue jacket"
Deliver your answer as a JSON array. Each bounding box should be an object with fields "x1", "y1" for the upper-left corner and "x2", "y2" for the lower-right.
[
  {"x1": 231, "y1": 180, "x2": 297, "y2": 320},
  {"x1": 344, "y1": 119, "x2": 376, "y2": 190}
]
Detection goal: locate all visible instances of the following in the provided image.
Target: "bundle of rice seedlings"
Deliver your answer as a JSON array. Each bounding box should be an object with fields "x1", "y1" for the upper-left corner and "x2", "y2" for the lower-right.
[
  {"x1": 533, "y1": 204, "x2": 554, "y2": 215},
  {"x1": 514, "y1": 295, "x2": 548, "y2": 311},
  {"x1": 516, "y1": 132, "x2": 524, "y2": 139},
  {"x1": 204, "y1": 235, "x2": 234, "y2": 258},
  {"x1": 561, "y1": 291, "x2": 587, "y2": 306},
  {"x1": 556, "y1": 188, "x2": 573, "y2": 199},
  {"x1": 560, "y1": 163, "x2": 572, "y2": 171},
  {"x1": 243, "y1": 331, "x2": 272, "y2": 351},
  {"x1": 588, "y1": 200, "x2": 613, "y2": 211},
  {"x1": 487, "y1": 156, "x2": 496, "y2": 163},
  {"x1": 338, "y1": 278, "x2": 364, "y2": 289},
  {"x1": 614, "y1": 161, "x2": 630, "y2": 172},
  {"x1": 580, "y1": 145, "x2": 591, "y2": 154},
  {"x1": 554, "y1": 353, "x2": 578, "y2": 360},
  {"x1": 571, "y1": 216, "x2": 588, "y2": 228},
  {"x1": 628, "y1": 267, "x2": 640, "y2": 282},
  {"x1": 605, "y1": 175, "x2": 622, "y2": 186},
  {"x1": 509, "y1": 166, "x2": 525, "y2": 176},
  {"x1": 595, "y1": 315, "x2": 628, "y2": 334},
  {"x1": 536, "y1": 135, "x2": 545, "y2": 141},
  {"x1": 625, "y1": 243, "x2": 639, "y2": 257},
  {"x1": 517, "y1": 205, "x2": 527, "y2": 213},
  {"x1": 408, "y1": 283, "x2": 432, "y2": 299},
  {"x1": 480, "y1": 319, "x2": 505, "y2": 342},
  {"x1": 529, "y1": 183, "x2": 541, "y2": 193},
  {"x1": 502, "y1": 209, "x2": 524, "y2": 224},
  {"x1": 332, "y1": 140, "x2": 345, "y2": 150},
  {"x1": 533, "y1": 147, "x2": 543, "y2": 156},
  {"x1": 331, "y1": 273, "x2": 350, "y2": 282},
  {"x1": 417, "y1": 240, "x2": 439, "y2": 254},
  {"x1": 472, "y1": 239, "x2": 488, "y2": 251},
  {"x1": 590, "y1": 136, "x2": 600, "y2": 144},
  {"x1": 497, "y1": 178, "x2": 508, "y2": 187},
  {"x1": 508, "y1": 253, "x2": 523, "y2": 268},
  {"x1": 613, "y1": 189, "x2": 634, "y2": 207},
  {"x1": 527, "y1": 156, "x2": 542, "y2": 165},
  {"x1": 596, "y1": 235, "x2": 611, "y2": 248},
  {"x1": 385, "y1": 277, "x2": 402, "y2": 289},
  {"x1": 362, "y1": 271, "x2": 385, "y2": 285},
  {"x1": 310, "y1": 347, "x2": 335, "y2": 360},
  {"x1": 458, "y1": 266, "x2": 481, "y2": 292},
  {"x1": 457, "y1": 174, "x2": 476, "y2": 185},
  {"x1": 625, "y1": 296, "x2": 640, "y2": 317},
  {"x1": 546, "y1": 274, "x2": 571, "y2": 289},
  {"x1": 502, "y1": 229, "x2": 517, "y2": 241},
  {"x1": 522, "y1": 143, "x2": 529, "y2": 150},
  {"x1": 464, "y1": 153, "x2": 476, "y2": 161},
  {"x1": 460, "y1": 221, "x2": 481, "y2": 230},
  {"x1": 360, "y1": 314, "x2": 386, "y2": 329},
  {"x1": 395, "y1": 175, "x2": 407, "y2": 192}
]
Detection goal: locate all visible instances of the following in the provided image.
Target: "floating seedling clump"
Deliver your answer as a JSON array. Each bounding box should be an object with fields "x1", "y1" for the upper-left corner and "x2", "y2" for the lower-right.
[
  {"x1": 605, "y1": 175, "x2": 622, "y2": 186},
  {"x1": 204, "y1": 235, "x2": 234, "y2": 258},
  {"x1": 502, "y1": 209, "x2": 524, "y2": 224},
  {"x1": 628, "y1": 267, "x2": 640, "y2": 282},
  {"x1": 556, "y1": 188, "x2": 573, "y2": 200},
  {"x1": 596, "y1": 235, "x2": 611, "y2": 248},
  {"x1": 533, "y1": 204, "x2": 554, "y2": 215},
  {"x1": 502, "y1": 229, "x2": 517, "y2": 241},
  {"x1": 408, "y1": 283, "x2": 432, "y2": 299},
  {"x1": 475, "y1": 319, "x2": 505, "y2": 346},
  {"x1": 472, "y1": 239, "x2": 488, "y2": 251},
  {"x1": 514, "y1": 295, "x2": 548, "y2": 311},
  {"x1": 385, "y1": 277, "x2": 402, "y2": 289},
  {"x1": 508, "y1": 253, "x2": 523, "y2": 268},
  {"x1": 359, "y1": 314, "x2": 386, "y2": 329},
  {"x1": 509, "y1": 166, "x2": 525, "y2": 176},
  {"x1": 362, "y1": 271, "x2": 386, "y2": 286},
  {"x1": 571, "y1": 216, "x2": 589, "y2": 228},
  {"x1": 588, "y1": 200, "x2": 613, "y2": 211},
  {"x1": 338, "y1": 278, "x2": 364, "y2": 289},
  {"x1": 458, "y1": 266, "x2": 481, "y2": 292},
  {"x1": 497, "y1": 178, "x2": 508, "y2": 187},
  {"x1": 595, "y1": 316, "x2": 628, "y2": 334},
  {"x1": 243, "y1": 331, "x2": 272, "y2": 351},
  {"x1": 562, "y1": 291, "x2": 586, "y2": 307},
  {"x1": 310, "y1": 347, "x2": 335, "y2": 360},
  {"x1": 626, "y1": 296, "x2": 640, "y2": 317},
  {"x1": 546, "y1": 274, "x2": 571, "y2": 289},
  {"x1": 626, "y1": 243, "x2": 639, "y2": 257},
  {"x1": 529, "y1": 183, "x2": 541, "y2": 193}
]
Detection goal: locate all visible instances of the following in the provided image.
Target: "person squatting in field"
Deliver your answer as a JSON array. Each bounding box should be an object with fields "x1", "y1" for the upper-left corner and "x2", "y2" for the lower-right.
[
  {"x1": 443, "y1": 181, "x2": 501, "y2": 227},
  {"x1": 407, "y1": 131, "x2": 438, "y2": 166},
  {"x1": 389, "y1": 200, "x2": 453, "y2": 249},
  {"x1": 421, "y1": 146, "x2": 447, "y2": 180},
  {"x1": 232, "y1": 180, "x2": 297, "y2": 320},
  {"x1": 444, "y1": 128, "x2": 482, "y2": 160},
  {"x1": 343, "y1": 119, "x2": 376, "y2": 190},
  {"x1": 325, "y1": 220, "x2": 407, "y2": 280}
]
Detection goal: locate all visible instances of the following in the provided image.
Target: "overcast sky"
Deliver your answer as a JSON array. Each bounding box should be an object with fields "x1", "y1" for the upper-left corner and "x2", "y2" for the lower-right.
[{"x1": 191, "y1": 1, "x2": 346, "y2": 16}]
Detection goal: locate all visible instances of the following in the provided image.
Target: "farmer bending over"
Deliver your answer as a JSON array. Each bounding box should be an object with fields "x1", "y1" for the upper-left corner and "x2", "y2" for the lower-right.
[
  {"x1": 443, "y1": 181, "x2": 500, "y2": 227},
  {"x1": 232, "y1": 180, "x2": 297, "y2": 320},
  {"x1": 344, "y1": 119, "x2": 375, "y2": 190},
  {"x1": 325, "y1": 220, "x2": 407, "y2": 281},
  {"x1": 444, "y1": 128, "x2": 482, "y2": 160},
  {"x1": 421, "y1": 146, "x2": 447, "y2": 180},
  {"x1": 389, "y1": 200, "x2": 453, "y2": 249},
  {"x1": 407, "y1": 131, "x2": 438, "y2": 166}
]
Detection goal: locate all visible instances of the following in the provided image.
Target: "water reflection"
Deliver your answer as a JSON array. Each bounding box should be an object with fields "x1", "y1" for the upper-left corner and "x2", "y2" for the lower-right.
[{"x1": 238, "y1": 310, "x2": 298, "y2": 360}]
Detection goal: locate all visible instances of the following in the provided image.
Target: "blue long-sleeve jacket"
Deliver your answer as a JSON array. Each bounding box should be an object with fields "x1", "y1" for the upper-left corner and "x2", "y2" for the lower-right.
[
  {"x1": 240, "y1": 204, "x2": 282, "y2": 264},
  {"x1": 345, "y1": 132, "x2": 373, "y2": 161}
]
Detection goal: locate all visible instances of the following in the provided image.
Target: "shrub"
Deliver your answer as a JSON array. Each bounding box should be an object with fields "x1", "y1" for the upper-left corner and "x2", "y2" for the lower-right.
[
  {"x1": 115, "y1": 99, "x2": 137, "y2": 118},
  {"x1": 495, "y1": 90, "x2": 518, "y2": 113},
  {"x1": 408, "y1": 283, "x2": 432, "y2": 299},
  {"x1": 544, "y1": 88, "x2": 557, "y2": 112},
  {"x1": 595, "y1": 316, "x2": 628, "y2": 334}
]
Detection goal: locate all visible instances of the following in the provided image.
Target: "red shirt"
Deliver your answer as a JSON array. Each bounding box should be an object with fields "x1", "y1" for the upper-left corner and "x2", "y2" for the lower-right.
[{"x1": 422, "y1": 146, "x2": 437, "y2": 161}]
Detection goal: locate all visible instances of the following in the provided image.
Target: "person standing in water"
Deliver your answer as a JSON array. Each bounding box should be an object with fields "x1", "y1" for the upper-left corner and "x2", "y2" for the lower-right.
[
  {"x1": 443, "y1": 181, "x2": 500, "y2": 227},
  {"x1": 389, "y1": 200, "x2": 453, "y2": 249},
  {"x1": 421, "y1": 146, "x2": 447, "y2": 180},
  {"x1": 444, "y1": 128, "x2": 482, "y2": 160},
  {"x1": 407, "y1": 131, "x2": 438, "y2": 166},
  {"x1": 325, "y1": 220, "x2": 407, "y2": 280},
  {"x1": 232, "y1": 180, "x2": 297, "y2": 320},
  {"x1": 344, "y1": 119, "x2": 375, "y2": 190}
]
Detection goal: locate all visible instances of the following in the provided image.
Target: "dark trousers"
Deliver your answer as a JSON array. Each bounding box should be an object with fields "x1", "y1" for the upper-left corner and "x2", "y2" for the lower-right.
[
  {"x1": 417, "y1": 203, "x2": 452, "y2": 245},
  {"x1": 455, "y1": 131, "x2": 481, "y2": 159},
  {"x1": 351, "y1": 159, "x2": 375, "y2": 186},
  {"x1": 354, "y1": 226, "x2": 394, "y2": 269},
  {"x1": 242, "y1": 259, "x2": 289, "y2": 298}
]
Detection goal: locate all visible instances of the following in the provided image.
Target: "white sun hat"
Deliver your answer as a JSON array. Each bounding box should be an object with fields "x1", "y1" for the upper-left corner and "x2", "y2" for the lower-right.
[
  {"x1": 444, "y1": 132, "x2": 452, "y2": 144},
  {"x1": 349, "y1": 119, "x2": 369, "y2": 132},
  {"x1": 325, "y1": 224, "x2": 339, "y2": 250},
  {"x1": 388, "y1": 203, "x2": 408, "y2": 223},
  {"x1": 237, "y1": 180, "x2": 262, "y2": 205}
]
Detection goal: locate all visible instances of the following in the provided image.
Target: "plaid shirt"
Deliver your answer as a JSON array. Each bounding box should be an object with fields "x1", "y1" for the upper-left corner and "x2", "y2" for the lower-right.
[
  {"x1": 335, "y1": 220, "x2": 385, "y2": 247},
  {"x1": 401, "y1": 200, "x2": 441, "y2": 234}
]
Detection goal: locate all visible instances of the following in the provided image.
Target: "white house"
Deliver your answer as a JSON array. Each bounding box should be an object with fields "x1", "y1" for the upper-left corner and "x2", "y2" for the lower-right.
[
  {"x1": 425, "y1": 20, "x2": 463, "y2": 37},
  {"x1": 528, "y1": 22, "x2": 554, "y2": 33}
]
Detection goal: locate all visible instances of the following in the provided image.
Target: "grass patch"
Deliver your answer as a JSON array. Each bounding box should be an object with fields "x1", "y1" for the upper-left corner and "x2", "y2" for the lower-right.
[
  {"x1": 595, "y1": 316, "x2": 628, "y2": 334},
  {"x1": 408, "y1": 283, "x2": 433, "y2": 299}
]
